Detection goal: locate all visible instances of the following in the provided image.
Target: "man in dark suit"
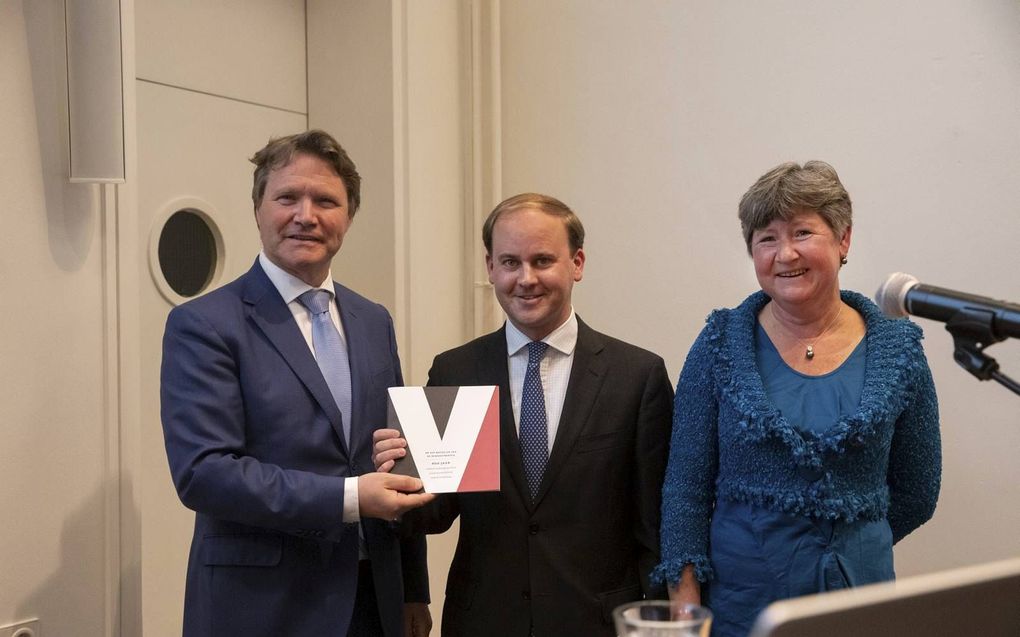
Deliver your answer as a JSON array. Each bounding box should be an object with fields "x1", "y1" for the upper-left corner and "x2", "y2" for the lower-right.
[
  {"x1": 374, "y1": 193, "x2": 673, "y2": 636},
  {"x1": 161, "y1": 130, "x2": 434, "y2": 637}
]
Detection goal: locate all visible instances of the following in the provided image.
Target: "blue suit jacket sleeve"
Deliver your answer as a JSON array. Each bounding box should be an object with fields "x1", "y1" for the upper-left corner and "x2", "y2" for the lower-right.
[{"x1": 161, "y1": 302, "x2": 348, "y2": 539}]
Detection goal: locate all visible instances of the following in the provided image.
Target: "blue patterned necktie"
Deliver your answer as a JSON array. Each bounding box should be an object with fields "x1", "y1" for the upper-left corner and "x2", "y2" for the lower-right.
[
  {"x1": 520, "y1": 341, "x2": 549, "y2": 500},
  {"x1": 298, "y1": 289, "x2": 352, "y2": 445}
]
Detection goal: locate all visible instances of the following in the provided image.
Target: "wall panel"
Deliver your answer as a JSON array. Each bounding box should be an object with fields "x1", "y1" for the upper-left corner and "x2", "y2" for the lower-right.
[{"x1": 136, "y1": 0, "x2": 306, "y2": 113}]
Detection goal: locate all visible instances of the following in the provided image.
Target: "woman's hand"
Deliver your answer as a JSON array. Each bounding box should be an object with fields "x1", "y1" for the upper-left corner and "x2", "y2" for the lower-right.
[{"x1": 668, "y1": 564, "x2": 702, "y2": 617}]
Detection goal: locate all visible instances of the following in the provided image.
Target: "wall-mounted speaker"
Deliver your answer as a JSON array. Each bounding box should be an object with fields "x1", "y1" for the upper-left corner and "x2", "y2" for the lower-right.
[{"x1": 65, "y1": 0, "x2": 125, "y2": 183}]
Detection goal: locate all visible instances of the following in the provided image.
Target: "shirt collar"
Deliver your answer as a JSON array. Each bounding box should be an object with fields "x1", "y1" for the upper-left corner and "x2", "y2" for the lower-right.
[
  {"x1": 258, "y1": 251, "x2": 334, "y2": 304},
  {"x1": 505, "y1": 310, "x2": 578, "y2": 357}
]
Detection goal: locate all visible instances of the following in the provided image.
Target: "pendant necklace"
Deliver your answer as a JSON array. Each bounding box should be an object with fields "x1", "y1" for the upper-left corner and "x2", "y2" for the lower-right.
[{"x1": 771, "y1": 303, "x2": 843, "y2": 360}]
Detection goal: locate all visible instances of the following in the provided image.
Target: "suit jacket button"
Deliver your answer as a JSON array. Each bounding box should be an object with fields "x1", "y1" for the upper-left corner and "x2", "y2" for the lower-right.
[
  {"x1": 522, "y1": 590, "x2": 531, "y2": 601},
  {"x1": 528, "y1": 523, "x2": 540, "y2": 535}
]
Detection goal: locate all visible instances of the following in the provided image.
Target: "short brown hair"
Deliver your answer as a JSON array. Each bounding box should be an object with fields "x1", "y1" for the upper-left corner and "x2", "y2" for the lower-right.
[
  {"x1": 738, "y1": 160, "x2": 852, "y2": 254},
  {"x1": 249, "y1": 129, "x2": 362, "y2": 217},
  {"x1": 482, "y1": 193, "x2": 585, "y2": 254}
]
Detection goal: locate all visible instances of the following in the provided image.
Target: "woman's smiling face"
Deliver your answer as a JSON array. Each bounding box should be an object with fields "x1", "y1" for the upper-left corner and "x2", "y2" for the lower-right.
[{"x1": 750, "y1": 208, "x2": 851, "y2": 309}]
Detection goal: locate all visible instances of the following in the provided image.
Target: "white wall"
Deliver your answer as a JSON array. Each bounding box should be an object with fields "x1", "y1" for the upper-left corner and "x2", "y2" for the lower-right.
[
  {"x1": 0, "y1": 1, "x2": 111, "y2": 634},
  {"x1": 499, "y1": 0, "x2": 1020, "y2": 576}
]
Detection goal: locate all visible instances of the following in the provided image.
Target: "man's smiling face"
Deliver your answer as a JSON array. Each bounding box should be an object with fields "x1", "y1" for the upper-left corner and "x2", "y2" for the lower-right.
[
  {"x1": 486, "y1": 206, "x2": 585, "y2": 341},
  {"x1": 255, "y1": 153, "x2": 352, "y2": 286}
]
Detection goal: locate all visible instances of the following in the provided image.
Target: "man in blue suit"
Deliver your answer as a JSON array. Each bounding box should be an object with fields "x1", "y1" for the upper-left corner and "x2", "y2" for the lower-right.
[{"x1": 161, "y1": 130, "x2": 434, "y2": 637}]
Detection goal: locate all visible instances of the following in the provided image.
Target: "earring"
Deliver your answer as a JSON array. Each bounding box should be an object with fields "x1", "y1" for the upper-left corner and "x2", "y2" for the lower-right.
[{"x1": 840, "y1": 255, "x2": 848, "y2": 266}]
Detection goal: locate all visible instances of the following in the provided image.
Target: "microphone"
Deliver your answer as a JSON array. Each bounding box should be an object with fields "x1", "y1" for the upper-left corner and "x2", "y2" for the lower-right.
[{"x1": 875, "y1": 272, "x2": 1020, "y2": 340}]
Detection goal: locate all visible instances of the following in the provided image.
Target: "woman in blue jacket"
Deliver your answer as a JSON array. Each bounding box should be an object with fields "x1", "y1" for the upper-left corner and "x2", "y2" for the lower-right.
[{"x1": 654, "y1": 161, "x2": 941, "y2": 637}]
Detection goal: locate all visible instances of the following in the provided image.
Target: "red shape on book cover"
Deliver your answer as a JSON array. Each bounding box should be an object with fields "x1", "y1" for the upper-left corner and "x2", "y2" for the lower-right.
[{"x1": 457, "y1": 388, "x2": 500, "y2": 491}]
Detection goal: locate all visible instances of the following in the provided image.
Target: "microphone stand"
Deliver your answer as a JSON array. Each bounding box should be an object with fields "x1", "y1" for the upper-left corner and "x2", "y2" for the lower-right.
[{"x1": 945, "y1": 308, "x2": 1020, "y2": 397}]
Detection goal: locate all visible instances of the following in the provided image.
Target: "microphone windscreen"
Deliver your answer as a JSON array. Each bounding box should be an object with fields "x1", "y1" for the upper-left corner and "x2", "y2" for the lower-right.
[{"x1": 875, "y1": 272, "x2": 920, "y2": 317}]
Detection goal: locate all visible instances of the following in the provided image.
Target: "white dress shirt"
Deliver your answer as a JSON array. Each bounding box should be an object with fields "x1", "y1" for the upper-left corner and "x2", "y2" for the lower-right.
[
  {"x1": 505, "y1": 311, "x2": 579, "y2": 454},
  {"x1": 259, "y1": 253, "x2": 360, "y2": 523}
]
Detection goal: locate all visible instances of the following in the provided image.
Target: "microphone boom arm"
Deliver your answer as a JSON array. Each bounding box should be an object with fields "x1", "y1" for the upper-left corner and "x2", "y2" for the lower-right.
[{"x1": 945, "y1": 307, "x2": 1020, "y2": 397}]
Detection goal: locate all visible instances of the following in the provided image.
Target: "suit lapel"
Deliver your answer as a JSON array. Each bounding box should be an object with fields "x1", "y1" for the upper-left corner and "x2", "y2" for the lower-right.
[
  {"x1": 532, "y1": 318, "x2": 607, "y2": 508},
  {"x1": 242, "y1": 262, "x2": 350, "y2": 456},
  {"x1": 334, "y1": 283, "x2": 369, "y2": 459}
]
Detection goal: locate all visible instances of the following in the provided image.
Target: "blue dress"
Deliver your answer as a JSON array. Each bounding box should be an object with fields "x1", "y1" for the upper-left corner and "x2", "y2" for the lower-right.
[{"x1": 704, "y1": 325, "x2": 895, "y2": 637}]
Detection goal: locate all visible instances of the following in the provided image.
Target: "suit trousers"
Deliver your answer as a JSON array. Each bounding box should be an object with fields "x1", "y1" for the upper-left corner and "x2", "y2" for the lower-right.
[{"x1": 348, "y1": 560, "x2": 384, "y2": 636}]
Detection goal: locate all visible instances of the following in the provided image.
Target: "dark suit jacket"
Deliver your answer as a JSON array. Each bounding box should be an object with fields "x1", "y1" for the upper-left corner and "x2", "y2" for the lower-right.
[
  {"x1": 161, "y1": 260, "x2": 427, "y2": 637},
  {"x1": 413, "y1": 318, "x2": 673, "y2": 637}
]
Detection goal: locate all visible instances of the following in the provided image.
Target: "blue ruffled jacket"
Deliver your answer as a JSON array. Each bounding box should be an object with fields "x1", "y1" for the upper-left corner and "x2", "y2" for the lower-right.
[{"x1": 653, "y1": 290, "x2": 941, "y2": 585}]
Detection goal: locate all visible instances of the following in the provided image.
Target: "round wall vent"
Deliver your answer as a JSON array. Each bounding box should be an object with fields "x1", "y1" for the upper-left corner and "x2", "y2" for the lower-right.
[{"x1": 149, "y1": 198, "x2": 225, "y2": 305}]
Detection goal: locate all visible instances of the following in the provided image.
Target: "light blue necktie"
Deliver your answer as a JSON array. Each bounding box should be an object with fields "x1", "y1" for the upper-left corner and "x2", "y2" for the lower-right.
[
  {"x1": 298, "y1": 289, "x2": 352, "y2": 445},
  {"x1": 520, "y1": 341, "x2": 549, "y2": 500}
]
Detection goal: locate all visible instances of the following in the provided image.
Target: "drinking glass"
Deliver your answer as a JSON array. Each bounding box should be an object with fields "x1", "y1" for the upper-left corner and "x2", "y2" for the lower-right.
[{"x1": 613, "y1": 600, "x2": 712, "y2": 637}]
